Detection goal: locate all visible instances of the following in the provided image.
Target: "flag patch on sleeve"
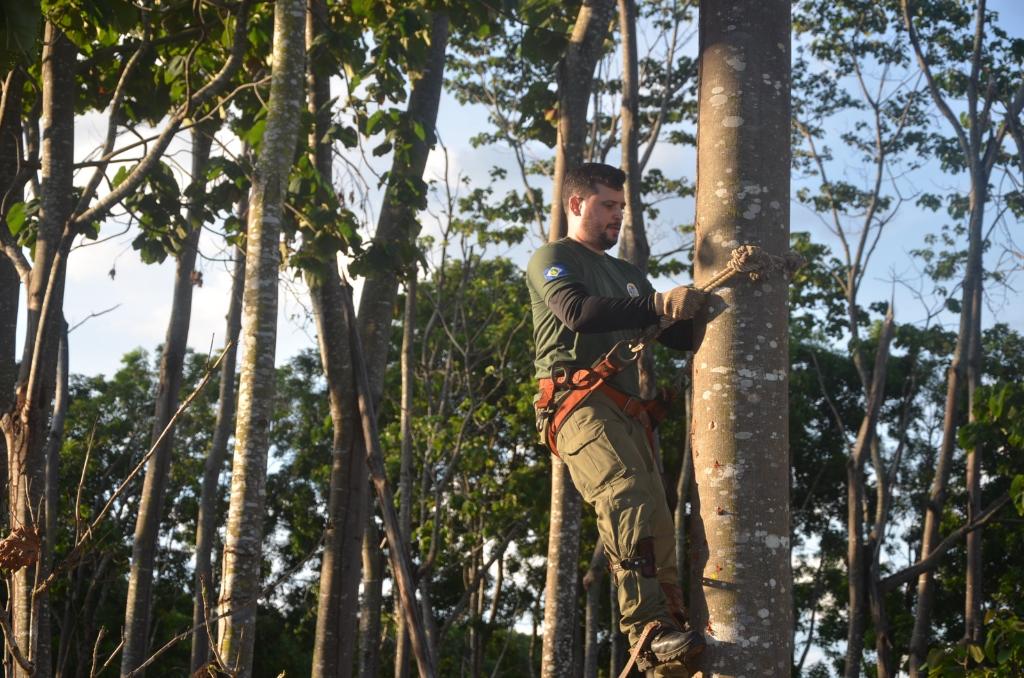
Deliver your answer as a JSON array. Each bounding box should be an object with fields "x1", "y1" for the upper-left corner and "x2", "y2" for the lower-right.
[{"x1": 544, "y1": 265, "x2": 567, "y2": 281}]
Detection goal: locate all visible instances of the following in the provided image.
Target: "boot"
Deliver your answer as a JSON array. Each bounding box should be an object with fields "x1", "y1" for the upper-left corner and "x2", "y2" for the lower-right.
[{"x1": 647, "y1": 627, "x2": 705, "y2": 666}]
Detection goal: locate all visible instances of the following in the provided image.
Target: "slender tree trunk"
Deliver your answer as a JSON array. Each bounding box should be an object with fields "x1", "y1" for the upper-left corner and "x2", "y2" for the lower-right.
[
  {"x1": 844, "y1": 311, "x2": 894, "y2": 678},
  {"x1": 582, "y1": 544, "x2": 606, "y2": 678},
  {"x1": 190, "y1": 242, "x2": 245, "y2": 673},
  {"x1": 347, "y1": 14, "x2": 448, "y2": 676},
  {"x1": 541, "y1": 466, "x2": 581, "y2": 678},
  {"x1": 964, "y1": 276, "x2": 983, "y2": 645},
  {"x1": 688, "y1": 2, "x2": 792, "y2": 676},
  {"x1": 308, "y1": 261, "x2": 363, "y2": 678},
  {"x1": 358, "y1": 513, "x2": 383, "y2": 678},
  {"x1": 122, "y1": 126, "x2": 211, "y2": 677},
  {"x1": 216, "y1": 1, "x2": 305, "y2": 673},
  {"x1": 547, "y1": 0, "x2": 617, "y2": 242},
  {"x1": 616, "y1": 0, "x2": 648, "y2": 270},
  {"x1": 395, "y1": 275, "x2": 416, "y2": 678},
  {"x1": 609, "y1": 578, "x2": 626, "y2": 676},
  {"x1": 303, "y1": 3, "x2": 370, "y2": 675},
  {"x1": 2, "y1": 23, "x2": 75, "y2": 677},
  {"x1": 0, "y1": 68, "x2": 24, "y2": 524},
  {"x1": 38, "y1": 323, "x2": 67, "y2": 678},
  {"x1": 541, "y1": 5, "x2": 615, "y2": 676}
]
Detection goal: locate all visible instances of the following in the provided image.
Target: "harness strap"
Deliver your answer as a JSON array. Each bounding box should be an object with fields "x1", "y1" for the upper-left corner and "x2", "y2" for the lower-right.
[{"x1": 618, "y1": 621, "x2": 662, "y2": 678}]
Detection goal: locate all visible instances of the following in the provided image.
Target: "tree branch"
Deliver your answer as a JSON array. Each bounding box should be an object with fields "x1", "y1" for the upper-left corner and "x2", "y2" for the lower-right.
[{"x1": 880, "y1": 492, "x2": 1011, "y2": 591}]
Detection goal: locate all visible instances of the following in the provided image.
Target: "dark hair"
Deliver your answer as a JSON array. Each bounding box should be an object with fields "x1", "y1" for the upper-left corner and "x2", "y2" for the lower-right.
[{"x1": 562, "y1": 163, "x2": 626, "y2": 212}]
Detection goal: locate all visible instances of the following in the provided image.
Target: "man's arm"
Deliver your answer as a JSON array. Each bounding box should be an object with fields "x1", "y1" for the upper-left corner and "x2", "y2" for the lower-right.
[
  {"x1": 656, "y1": 318, "x2": 695, "y2": 351},
  {"x1": 547, "y1": 283, "x2": 659, "y2": 333}
]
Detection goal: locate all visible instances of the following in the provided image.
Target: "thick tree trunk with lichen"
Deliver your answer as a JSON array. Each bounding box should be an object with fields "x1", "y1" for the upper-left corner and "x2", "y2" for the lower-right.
[
  {"x1": 190, "y1": 241, "x2": 244, "y2": 673},
  {"x1": 122, "y1": 125, "x2": 212, "y2": 678},
  {"x1": 687, "y1": 2, "x2": 792, "y2": 675},
  {"x1": 215, "y1": 1, "x2": 305, "y2": 674}
]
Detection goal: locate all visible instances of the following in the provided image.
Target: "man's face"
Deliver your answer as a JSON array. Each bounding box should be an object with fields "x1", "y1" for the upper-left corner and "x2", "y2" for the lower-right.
[{"x1": 568, "y1": 183, "x2": 625, "y2": 252}]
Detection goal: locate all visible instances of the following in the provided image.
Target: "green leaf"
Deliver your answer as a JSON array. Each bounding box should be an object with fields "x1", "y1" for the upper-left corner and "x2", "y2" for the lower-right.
[
  {"x1": 412, "y1": 120, "x2": 426, "y2": 142},
  {"x1": 5, "y1": 201, "x2": 26, "y2": 236},
  {"x1": 1012, "y1": 475, "x2": 1024, "y2": 516},
  {"x1": 968, "y1": 643, "x2": 985, "y2": 663}
]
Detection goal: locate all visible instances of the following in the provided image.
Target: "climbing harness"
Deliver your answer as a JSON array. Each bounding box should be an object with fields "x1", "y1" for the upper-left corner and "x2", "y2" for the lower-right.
[{"x1": 535, "y1": 244, "x2": 804, "y2": 457}]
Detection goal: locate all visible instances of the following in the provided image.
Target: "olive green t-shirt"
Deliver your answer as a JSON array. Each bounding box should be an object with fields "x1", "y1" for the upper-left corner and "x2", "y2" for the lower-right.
[{"x1": 527, "y1": 238, "x2": 655, "y2": 397}]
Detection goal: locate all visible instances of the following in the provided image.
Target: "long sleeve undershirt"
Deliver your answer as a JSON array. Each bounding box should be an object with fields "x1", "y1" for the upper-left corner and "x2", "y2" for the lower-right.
[{"x1": 546, "y1": 283, "x2": 694, "y2": 352}]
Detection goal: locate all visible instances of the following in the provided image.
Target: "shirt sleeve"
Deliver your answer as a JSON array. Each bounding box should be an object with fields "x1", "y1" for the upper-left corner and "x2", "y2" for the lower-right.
[
  {"x1": 656, "y1": 318, "x2": 695, "y2": 351},
  {"x1": 527, "y1": 245, "x2": 659, "y2": 333}
]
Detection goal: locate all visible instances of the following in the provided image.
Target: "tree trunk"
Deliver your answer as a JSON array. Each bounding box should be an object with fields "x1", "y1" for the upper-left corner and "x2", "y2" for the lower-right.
[
  {"x1": 547, "y1": 0, "x2": 617, "y2": 242},
  {"x1": 541, "y1": 465, "x2": 581, "y2": 678},
  {"x1": 582, "y1": 544, "x2": 606, "y2": 678},
  {"x1": 900, "y1": 0, "x2": 1008, "y2": 667},
  {"x1": 1, "y1": 22, "x2": 75, "y2": 677},
  {"x1": 0, "y1": 68, "x2": 24, "y2": 525},
  {"x1": 541, "y1": 5, "x2": 615, "y2": 676},
  {"x1": 395, "y1": 275, "x2": 416, "y2": 678},
  {"x1": 190, "y1": 241, "x2": 245, "y2": 673},
  {"x1": 688, "y1": 2, "x2": 792, "y2": 676},
  {"x1": 347, "y1": 13, "x2": 448, "y2": 676},
  {"x1": 358, "y1": 513, "x2": 383, "y2": 678},
  {"x1": 844, "y1": 311, "x2": 894, "y2": 678},
  {"x1": 964, "y1": 276, "x2": 983, "y2": 645},
  {"x1": 122, "y1": 126, "x2": 211, "y2": 678},
  {"x1": 616, "y1": 0, "x2": 649, "y2": 270},
  {"x1": 38, "y1": 323, "x2": 67, "y2": 678},
  {"x1": 303, "y1": 3, "x2": 370, "y2": 676},
  {"x1": 215, "y1": 1, "x2": 305, "y2": 673}
]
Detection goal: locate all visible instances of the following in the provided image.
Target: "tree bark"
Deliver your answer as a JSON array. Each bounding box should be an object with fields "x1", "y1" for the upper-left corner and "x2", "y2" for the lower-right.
[
  {"x1": 616, "y1": 0, "x2": 649, "y2": 270},
  {"x1": 395, "y1": 275, "x2": 416, "y2": 678},
  {"x1": 343, "y1": 282, "x2": 436, "y2": 678},
  {"x1": 121, "y1": 125, "x2": 211, "y2": 678},
  {"x1": 0, "y1": 67, "x2": 24, "y2": 524},
  {"x1": 357, "y1": 513, "x2": 383, "y2": 678},
  {"x1": 582, "y1": 544, "x2": 606, "y2": 678},
  {"x1": 688, "y1": 1, "x2": 792, "y2": 675},
  {"x1": 303, "y1": 2, "x2": 369, "y2": 675},
  {"x1": 1, "y1": 22, "x2": 75, "y2": 677},
  {"x1": 547, "y1": 0, "x2": 617, "y2": 242},
  {"x1": 215, "y1": 1, "x2": 306, "y2": 673},
  {"x1": 899, "y1": 0, "x2": 1020, "y2": 669},
  {"x1": 540, "y1": 5, "x2": 615, "y2": 676},
  {"x1": 541, "y1": 464, "x2": 581, "y2": 678},
  {"x1": 37, "y1": 322, "x2": 67, "y2": 678},
  {"x1": 190, "y1": 241, "x2": 245, "y2": 673},
  {"x1": 844, "y1": 311, "x2": 894, "y2": 678}
]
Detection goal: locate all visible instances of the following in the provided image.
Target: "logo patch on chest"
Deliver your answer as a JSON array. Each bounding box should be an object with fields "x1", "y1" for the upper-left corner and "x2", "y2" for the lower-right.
[
  {"x1": 544, "y1": 265, "x2": 567, "y2": 281},
  {"x1": 626, "y1": 282, "x2": 639, "y2": 298}
]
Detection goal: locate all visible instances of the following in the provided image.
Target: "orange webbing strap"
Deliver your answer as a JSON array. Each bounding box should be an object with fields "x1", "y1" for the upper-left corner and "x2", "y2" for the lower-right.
[{"x1": 618, "y1": 621, "x2": 662, "y2": 678}]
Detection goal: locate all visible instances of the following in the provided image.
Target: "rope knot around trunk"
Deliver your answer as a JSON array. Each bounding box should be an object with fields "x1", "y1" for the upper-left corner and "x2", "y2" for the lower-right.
[{"x1": 699, "y1": 244, "x2": 806, "y2": 292}]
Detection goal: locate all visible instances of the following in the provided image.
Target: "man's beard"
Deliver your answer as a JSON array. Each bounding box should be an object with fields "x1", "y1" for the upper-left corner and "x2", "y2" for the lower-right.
[{"x1": 599, "y1": 227, "x2": 619, "y2": 250}]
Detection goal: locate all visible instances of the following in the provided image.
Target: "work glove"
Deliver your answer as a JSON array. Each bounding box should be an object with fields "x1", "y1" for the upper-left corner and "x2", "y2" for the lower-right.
[{"x1": 654, "y1": 285, "x2": 706, "y2": 321}]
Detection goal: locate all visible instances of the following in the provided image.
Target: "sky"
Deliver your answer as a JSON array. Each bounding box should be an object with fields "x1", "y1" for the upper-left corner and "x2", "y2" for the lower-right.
[{"x1": 30, "y1": 1, "x2": 1024, "y2": 383}]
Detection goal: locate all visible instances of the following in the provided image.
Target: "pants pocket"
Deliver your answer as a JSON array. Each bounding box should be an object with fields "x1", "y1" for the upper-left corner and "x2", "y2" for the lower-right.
[{"x1": 558, "y1": 417, "x2": 627, "y2": 502}]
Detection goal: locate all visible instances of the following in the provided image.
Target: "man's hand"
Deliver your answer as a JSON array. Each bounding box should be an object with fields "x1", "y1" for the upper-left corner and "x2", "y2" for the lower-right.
[{"x1": 654, "y1": 285, "x2": 706, "y2": 321}]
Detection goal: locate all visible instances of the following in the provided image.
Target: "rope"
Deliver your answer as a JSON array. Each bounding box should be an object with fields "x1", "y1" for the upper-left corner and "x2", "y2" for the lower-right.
[
  {"x1": 696, "y1": 244, "x2": 805, "y2": 293},
  {"x1": 632, "y1": 244, "x2": 805, "y2": 354}
]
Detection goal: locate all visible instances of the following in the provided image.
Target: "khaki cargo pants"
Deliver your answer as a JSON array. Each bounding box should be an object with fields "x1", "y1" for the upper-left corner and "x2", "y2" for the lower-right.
[{"x1": 554, "y1": 390, "x2": 679, "y2": 647}]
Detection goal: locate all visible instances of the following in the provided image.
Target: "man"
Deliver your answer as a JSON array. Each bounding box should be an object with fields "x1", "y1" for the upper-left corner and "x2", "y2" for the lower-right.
[{"x1": 527, "y1": 163, "x2": 707, "y2": 674}]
